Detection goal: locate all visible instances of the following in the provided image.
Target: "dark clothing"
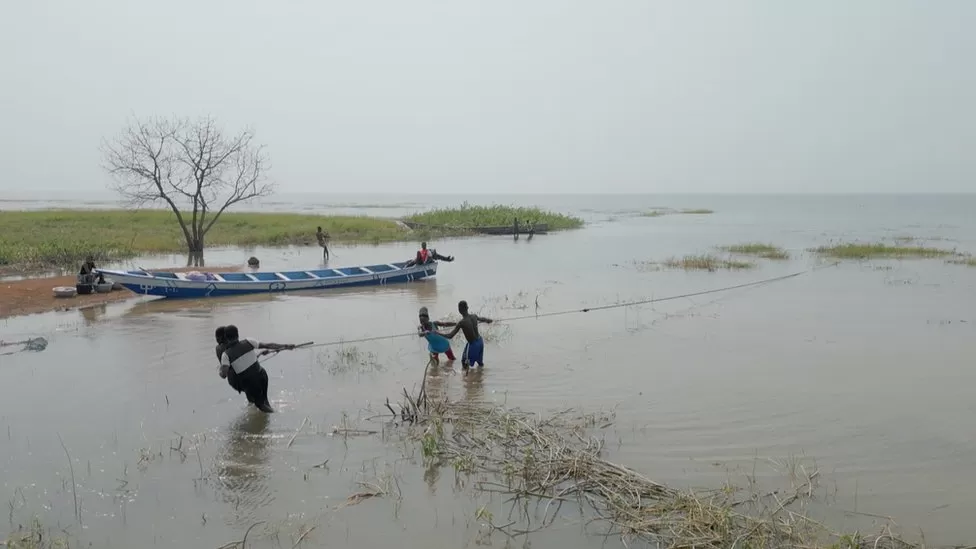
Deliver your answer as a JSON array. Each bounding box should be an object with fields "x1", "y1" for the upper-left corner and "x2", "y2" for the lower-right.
[
  {"x1": 78, "y1": 261, "x2": 105, "y2": 285},
  {"x1": 236, "y1": 362, "x2": 270, "y2": 406},
  {"x1": 220, "y1": 338, "x2": 272, "y2": 411},
  {"x1": 217, "y1": 343, "x2": 244, "y2": 393}
]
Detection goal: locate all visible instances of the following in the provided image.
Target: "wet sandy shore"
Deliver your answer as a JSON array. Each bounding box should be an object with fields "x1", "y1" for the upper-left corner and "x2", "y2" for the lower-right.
[{"x1": 0, "y1": 265, "x2": 242, "y2": 319}]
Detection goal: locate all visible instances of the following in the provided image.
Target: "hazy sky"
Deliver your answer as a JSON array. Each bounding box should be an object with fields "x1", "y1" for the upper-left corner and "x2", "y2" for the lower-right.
[{"x1": 1, "y1": 1, "x2": 973, "y2": 194}]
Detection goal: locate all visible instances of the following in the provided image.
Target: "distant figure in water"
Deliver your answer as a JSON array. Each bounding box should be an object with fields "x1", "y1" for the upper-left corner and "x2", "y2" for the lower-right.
[
  {"x1": 435, "y1": 300, "x2": 493, "y2": 371},
  {"x1": 417, "y1": 306, "x2": 457, "y2": 363},
  {"x1": 218, "y1": 325, "x2": 296, "y2": 413},
  {"x1": 405, "y1": 241, "x2": 454, "y2": 267},
  {"x1": 316, "y1": 226, "x2": 330, "y2": 261},
  {"x1": 247, "y1": 257, "x2": 260, "y2": 268},
  {"x1": 513, "y1": 217, "x2": 520, "y2": 240}
]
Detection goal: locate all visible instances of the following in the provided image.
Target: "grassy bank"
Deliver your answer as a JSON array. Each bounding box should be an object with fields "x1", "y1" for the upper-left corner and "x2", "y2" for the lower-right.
[
  {"x1": 404, "y1": 204, "x2": 584, "y2": 230},
  {"x1": 720, "y1": 242, "x2": 790, "y2": 260},
  {"x1": 0, "y1": 209, "x2": 411, "y2": 269},
  {"x1": 812, "y1": 242, "x2": 956, "y2": 260}
]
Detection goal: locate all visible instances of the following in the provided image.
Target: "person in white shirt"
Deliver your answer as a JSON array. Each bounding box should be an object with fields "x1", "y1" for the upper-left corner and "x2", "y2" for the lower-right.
[{"x1": 218, "y1": 325, "x2": 295, "y2": 413}]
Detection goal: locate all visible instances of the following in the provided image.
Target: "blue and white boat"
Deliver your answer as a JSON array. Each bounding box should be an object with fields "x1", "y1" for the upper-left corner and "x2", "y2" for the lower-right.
[{"x1": 96, "y1": 261, "x2": 437, "y2": 299}]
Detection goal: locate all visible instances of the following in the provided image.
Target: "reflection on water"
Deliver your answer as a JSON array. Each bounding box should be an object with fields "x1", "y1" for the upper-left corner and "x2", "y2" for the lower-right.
[
  {"x1": 80, "y1": 303, "x2": 108, "y2": 325},
  {"x1": 462, "y1": 369, "x2": 485, "y2": 403},
  {"x1": 214, "y1": 410, "x2": 274, "y2": 527}
]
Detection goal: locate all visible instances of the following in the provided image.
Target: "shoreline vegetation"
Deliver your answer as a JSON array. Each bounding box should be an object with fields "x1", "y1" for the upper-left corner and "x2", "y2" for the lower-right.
[
  {"x1": 811, "y1": 242, "x2": 957, "y2": 260},
  {"x1": 404, "y1": 203, "x2": 584, "y2": 230},
  {"x1": 0, "y1": 205, "x2": 583, "y2": 273}
]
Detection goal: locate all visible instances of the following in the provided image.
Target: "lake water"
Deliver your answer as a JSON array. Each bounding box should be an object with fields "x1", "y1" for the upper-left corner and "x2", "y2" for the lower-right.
[{"x1": 2, "y1": 193, "x2": 975, "y2": 547}]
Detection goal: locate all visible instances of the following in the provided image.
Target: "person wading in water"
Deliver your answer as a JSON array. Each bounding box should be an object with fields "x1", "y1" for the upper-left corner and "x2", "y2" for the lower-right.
[
  {"x1": 218, "y1": 325, "x2": 296, "y2": 413},
  {"x1": 316, "y1": 226, "x2": 330, "y2": 261},
  {"x1": 435, "y1": 300, "x2": 493, "y2": 371}
]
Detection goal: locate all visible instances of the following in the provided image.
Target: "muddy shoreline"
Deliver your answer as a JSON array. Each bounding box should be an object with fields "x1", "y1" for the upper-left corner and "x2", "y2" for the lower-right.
[{"x1": 0, "y1": 265, "x2": 242, "y2": 319}]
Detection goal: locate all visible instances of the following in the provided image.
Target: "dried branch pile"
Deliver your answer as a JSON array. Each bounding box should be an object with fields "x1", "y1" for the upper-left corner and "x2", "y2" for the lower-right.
[{"x1": 387, "y1": 388, "x2": 943, "y2": 549}]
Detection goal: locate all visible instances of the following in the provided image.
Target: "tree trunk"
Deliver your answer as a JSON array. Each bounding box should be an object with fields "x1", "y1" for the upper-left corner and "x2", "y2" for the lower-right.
[{"x1": 186, "y1": 251, "x2": 205, "y2": 267}]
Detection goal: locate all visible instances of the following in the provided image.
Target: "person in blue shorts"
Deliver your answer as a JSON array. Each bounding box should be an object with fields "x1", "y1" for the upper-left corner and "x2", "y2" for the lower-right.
[
  {"x1": 435, "y1": 300, "x2": 493, "y2": 370},
  {"x1": 417, "y1": 307, "x2": 456, "y2": 363}
]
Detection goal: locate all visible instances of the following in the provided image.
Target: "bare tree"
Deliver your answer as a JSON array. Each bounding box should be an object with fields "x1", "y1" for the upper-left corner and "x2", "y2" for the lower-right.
[{"x1": 102, "y1": 116, "x2": 273, "y2": 254}]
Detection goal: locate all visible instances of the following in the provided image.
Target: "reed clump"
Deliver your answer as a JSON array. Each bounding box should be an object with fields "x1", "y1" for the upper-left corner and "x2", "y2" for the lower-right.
[
  {"x1": 404, "y1": 203, "x2": 583, "y2": 230},
  {"x1": 947, "y1": 256, "x2": 976, "y2": 267},
  {"x1": 812, "y1": 242, "x2": 956, "y2": 260},
  {"x1": 383, "y1": 386, "x2": 925, "y2": 549},
  {"x1": 720, "y1": 242, "x2": 790, "y2": 260},
  {"x1": 641, "y1": 208, "x2": 715, "y2": 217},
  {"x1": 662, "y1": 254, "x2": 755, "y2": 271}
]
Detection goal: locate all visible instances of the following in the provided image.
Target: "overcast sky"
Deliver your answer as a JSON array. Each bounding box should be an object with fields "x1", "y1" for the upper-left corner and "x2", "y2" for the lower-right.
[{"x1": 1, "y1": 1, "x2": 973, "y2": 194}]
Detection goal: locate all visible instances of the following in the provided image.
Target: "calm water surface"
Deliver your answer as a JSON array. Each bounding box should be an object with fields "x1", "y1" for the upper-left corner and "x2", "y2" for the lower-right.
[{"x1": 1, "y1": 194, "x2": 975, "y2": 547}]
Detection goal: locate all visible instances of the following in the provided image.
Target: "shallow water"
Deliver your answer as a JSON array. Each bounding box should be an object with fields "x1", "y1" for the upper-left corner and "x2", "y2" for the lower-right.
[{"x1": 2, "y1": 194, "x2": 976, "y2": 547}]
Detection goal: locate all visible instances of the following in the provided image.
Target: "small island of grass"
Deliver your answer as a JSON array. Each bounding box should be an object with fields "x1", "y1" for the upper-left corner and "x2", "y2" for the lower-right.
[
  {"x1": 0, "y1": 209, "x2": 411, "y2": 270},
  {"x1": 811, "y1": 242, "x2": 956, "y2": 260},
  {"x1": 662, "y1": 254, "x2": 755, "y2": 271},
  {"x1": 947, "y1": 256, "x2": 976, "y2": 267},
  {"x1": 641, "y1": 208, "x2": 714, "y2": 217},
  {"x1": 404, "y1": 204, "x2": 583, "y2": 230},
  {"x1": 720, "y1": 242, "x2": 789, "y2": 260}
]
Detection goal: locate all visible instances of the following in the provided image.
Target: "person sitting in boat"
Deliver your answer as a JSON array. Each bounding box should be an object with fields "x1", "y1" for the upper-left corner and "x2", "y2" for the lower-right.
[
  {"x1": 78, "y1": 256, "x2": 106, "y2": 285},
  {"x1": 417, "y1": 306, "x2": 457, "y2": 363},
  {"x1": 406, "y1": 242, "x2": 454, "y2": 267},
  {"x1": 218, "y1": 325, "x2": 297, "y2": 414}
]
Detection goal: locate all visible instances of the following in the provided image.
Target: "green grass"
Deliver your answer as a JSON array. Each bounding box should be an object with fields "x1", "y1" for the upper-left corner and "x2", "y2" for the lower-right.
[
  {"x1": 720, "y1": 242, "x2": 789, "y2": 260},
  {"x1": 404, "y1": 203, "x2": 583, "y2": 230},
  {"x1": 947, "y1": 256, "x2": 976, "y2": 267},
  {"x1": 640, "y1": 208, "x2": 714, "y2": 217},
  {"x1": 662, "y1": 254, "x2": 755, "y2": 271},
  {"x1": 0, "y1": 209, "x2": 412, "y2": 269},
  {"x1": 811, "y1": 242, "x2": 956, "y2": 260}
]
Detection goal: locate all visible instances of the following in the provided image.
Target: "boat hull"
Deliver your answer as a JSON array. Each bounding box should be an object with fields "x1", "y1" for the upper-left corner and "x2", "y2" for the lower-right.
[{"x1": 96, "y1": 262, "x2": 437, "y2": 299}]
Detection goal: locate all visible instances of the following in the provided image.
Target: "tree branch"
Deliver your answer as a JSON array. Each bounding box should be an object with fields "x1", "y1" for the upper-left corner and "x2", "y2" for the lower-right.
[{"x1": 101, "y1": 115, "x2": 273, "y2": 253}]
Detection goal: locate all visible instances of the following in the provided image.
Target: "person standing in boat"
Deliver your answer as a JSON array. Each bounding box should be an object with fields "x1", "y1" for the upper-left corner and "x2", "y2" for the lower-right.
[
  {"x1": 406, "y1": 242, "x2": 455, "y2": 267},
  {"x1": 218, "y1": 325, "x2": 296, "y2": 413},
  {"x1": 434, "y1": 300, "x2": 493, "y2": 371},
  {"x1": 316, "y1": 226, "x2": 330, "y2": 261}
]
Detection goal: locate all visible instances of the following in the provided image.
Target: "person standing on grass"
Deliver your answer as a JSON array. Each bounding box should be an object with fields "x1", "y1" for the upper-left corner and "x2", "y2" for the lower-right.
[
  {"x1": 435, "y1": 300, "x2": 493, "y2": 371},
  {"x1": 218, "y1": 325, "x2": 296, "y2": 413},
  {"x1": 316, "y1": 226, "x2": 330, "y2": 260}
]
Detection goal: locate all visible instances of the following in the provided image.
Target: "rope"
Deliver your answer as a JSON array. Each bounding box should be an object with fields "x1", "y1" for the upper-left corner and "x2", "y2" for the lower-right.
[{"x1": 260, "y1": 262, "x2": 837, "y2": 360}]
